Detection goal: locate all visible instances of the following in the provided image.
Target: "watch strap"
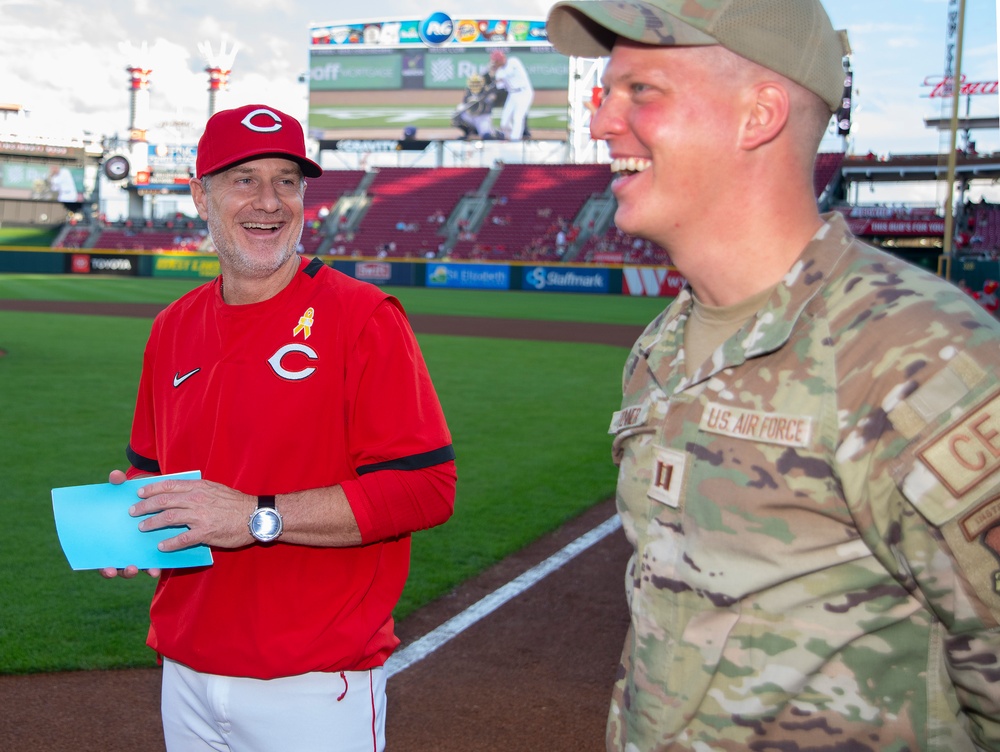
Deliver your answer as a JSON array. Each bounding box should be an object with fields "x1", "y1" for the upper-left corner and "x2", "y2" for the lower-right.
[{"x1": 257, "y1": 494, "x2": 276, "y2": 510}]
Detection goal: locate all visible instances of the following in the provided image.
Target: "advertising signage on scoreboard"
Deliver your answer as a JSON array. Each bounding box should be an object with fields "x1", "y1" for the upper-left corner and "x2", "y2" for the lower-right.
[
  {"x1": 144, "y1": 143, "x2": 196, "y2": 192},
  {"x1": 308, "y1": 14, "x2": 570, "y2": 142}
]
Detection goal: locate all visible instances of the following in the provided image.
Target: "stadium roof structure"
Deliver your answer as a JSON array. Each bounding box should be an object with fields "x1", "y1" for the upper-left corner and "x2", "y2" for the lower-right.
[
  {"x1": 841, "y1": 152, "x2": 1000, "y2": 183},
  {"x1": 922, "y1": 116, "x2": 1000, "y2": 133}
]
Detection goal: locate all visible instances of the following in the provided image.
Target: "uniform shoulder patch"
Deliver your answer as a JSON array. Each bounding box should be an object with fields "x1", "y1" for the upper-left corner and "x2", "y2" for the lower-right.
[
  {"x1": 960, "y1": 495, "x2": 1000, "y2": 543},
  {"x1": 917, "y1": 389, "x2": 1000, "y2": 499}
]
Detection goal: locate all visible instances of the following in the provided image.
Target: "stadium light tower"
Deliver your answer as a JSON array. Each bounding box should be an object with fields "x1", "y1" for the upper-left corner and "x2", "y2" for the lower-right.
[
  {"x1": 119, "y1": 41, "x2": 153, "y2": 219},
  {"x1": 200, "y1": 39, "x2": 240, "y2": 118},
  {"x1": 119, "y1": 42, "x2": 152, "y2": 145}
]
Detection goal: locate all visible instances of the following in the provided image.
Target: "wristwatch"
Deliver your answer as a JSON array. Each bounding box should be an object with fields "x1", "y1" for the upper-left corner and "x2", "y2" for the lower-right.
[{"x1": 248, "y1": 495, "x2": 283, "y2": 543}]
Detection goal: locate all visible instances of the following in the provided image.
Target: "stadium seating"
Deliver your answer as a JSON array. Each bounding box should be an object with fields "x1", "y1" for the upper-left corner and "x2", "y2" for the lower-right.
[
  {"x1": 578, "y1": 225, "x2": 671, "y2": 266},
  {"x1": 303, "y1": 170, "x2": 366, "y2": 223},
  {"x1": 50, "y1": 153, "x2": 860, "y2": 263},
  {"x1": 449, "y1": 164, "x2": 611, "y2": 261},
  {"x1": 55, "y1": 228, "x2": 92, "y2": 249},
  {"x1": 813, "y1": 152, "x2": 845, "y2": 199},
  {"x1": 348, "y1": 167, "x2": 489, "y2": 258},
  {"x1": 92, "y1": 229, "x2": 203, "y2": 252},
  {"x1": 962, "y1": 202, "x2": 1000, "y2": 253}
]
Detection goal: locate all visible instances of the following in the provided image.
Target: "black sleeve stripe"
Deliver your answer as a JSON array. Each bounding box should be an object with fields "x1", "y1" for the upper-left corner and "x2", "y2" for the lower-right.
[
  {"x1": 126, "y1": 444, "x2": 160, "y2": 475},
  {"x1": 356, "y1": 445, "x2": 456, "y2": 476},
  {"x1": 303, "y1": 257, "x2": 324, "y2": 278}
]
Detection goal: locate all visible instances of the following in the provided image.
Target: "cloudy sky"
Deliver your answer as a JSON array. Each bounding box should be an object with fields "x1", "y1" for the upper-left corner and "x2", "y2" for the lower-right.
[{"x1": 2, "y1": 0, "x2": 997, "y2": 167}]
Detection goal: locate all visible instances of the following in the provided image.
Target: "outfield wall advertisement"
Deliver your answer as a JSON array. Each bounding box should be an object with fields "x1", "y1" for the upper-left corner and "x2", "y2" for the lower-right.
[
  {"x1": 68, "y1": 253, "x2": 138, "y2": 277},
  {"x1": 425, "y1": 262, "x2": 510, "y2": 289},
  {"x1": 521, "y1": 266, "x2": 610, "y2": 294},
  {"x1": 331, "y1": 259, "x2": 418, "y2": 286},
  {"x1": 622, "y1": 267, "x2": 687, "y2": 297},
  {"x1": 152, "y1": 254, "x2": 220, "y2": 279},
  {"x1": 308, "y1": 14, "x2": 570, "y2": 142},
  {"x1": 0, "y1": 247, "x2": 682, "y2": 297}
]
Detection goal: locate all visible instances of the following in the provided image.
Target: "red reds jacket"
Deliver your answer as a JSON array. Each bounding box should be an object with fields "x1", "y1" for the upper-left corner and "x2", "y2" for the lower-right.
[{"x1": 126, "y1": 256, "x2": 456, "y2": 679}]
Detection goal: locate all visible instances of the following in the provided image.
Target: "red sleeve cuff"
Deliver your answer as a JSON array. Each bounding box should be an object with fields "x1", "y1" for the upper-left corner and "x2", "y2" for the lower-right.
[{"x1": 342, "y1": 461, "x2": 457, "y2": 544}]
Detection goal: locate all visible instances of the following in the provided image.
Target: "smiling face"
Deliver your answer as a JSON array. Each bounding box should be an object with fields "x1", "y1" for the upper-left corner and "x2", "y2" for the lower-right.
[
  {"x1": 190, "y1": 157, "x2": 306, "y2": 282},
  {"x1": 590, "y1": 40, "x2": 750, "y2": 250}
]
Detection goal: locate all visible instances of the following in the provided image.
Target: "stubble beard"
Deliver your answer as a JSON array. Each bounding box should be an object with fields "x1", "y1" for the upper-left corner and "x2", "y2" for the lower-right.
[{"x1": 207, "y1": 213, "x2": 303, "y2": 279}]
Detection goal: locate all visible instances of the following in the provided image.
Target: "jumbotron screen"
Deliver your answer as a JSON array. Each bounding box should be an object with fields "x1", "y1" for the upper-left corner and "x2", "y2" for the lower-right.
[{"x1": 308, "y1": 14, "x2": 571, "y2": 143}]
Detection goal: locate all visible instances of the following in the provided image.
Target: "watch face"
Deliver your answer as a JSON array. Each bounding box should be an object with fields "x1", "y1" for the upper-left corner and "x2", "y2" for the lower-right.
[{"x1": 250, "y1": 507, "x2": 283, "y2": 542}]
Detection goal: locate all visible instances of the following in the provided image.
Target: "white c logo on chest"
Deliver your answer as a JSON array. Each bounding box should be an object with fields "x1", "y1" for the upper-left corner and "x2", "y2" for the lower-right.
[{"x1": 268, "y1": 343, "x2": 318, "y2": 381}]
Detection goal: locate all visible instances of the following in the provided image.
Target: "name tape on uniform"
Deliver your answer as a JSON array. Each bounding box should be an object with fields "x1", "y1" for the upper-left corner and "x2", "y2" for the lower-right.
[
  {"x1": 609, "y1": 403, "x2": 650, "y2": 434},
  {"x1": 699, "y1": 401, "x2": 813, "y2": 448}
]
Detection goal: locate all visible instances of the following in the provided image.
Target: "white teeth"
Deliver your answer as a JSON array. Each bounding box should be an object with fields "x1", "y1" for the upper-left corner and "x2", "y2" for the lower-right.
[
  {"x1": 243, "y1": 223, "x2": 279, "y2": 229},
  {"x1": 611, "y1": 157, "x2": 651, "y2": 175}
]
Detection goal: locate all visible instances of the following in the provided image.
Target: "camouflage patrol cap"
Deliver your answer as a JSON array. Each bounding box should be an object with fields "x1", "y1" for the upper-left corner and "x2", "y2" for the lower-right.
[{"x1": 546, "y1": 0, "x2": 851, "y2": 112}]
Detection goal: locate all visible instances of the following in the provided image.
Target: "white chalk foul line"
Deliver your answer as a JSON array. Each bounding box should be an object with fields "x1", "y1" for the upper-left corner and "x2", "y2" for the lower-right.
[{"x1": 385, "y1": 514, "x2": 623, "y2": 679}]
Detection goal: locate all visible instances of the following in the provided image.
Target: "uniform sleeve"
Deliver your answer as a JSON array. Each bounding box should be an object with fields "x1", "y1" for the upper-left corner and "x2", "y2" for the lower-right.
[
  {"x1": 871, "y1": 347, "x2": 1000, "y2": 745},
  {"x1": 338, "y1": 299, "x2": 456, "y2": 543}
]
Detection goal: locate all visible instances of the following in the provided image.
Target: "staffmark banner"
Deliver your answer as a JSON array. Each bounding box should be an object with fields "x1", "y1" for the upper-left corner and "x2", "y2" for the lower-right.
[{"x1": 523, "y1": 266, "x2": 609, "y2": 294}]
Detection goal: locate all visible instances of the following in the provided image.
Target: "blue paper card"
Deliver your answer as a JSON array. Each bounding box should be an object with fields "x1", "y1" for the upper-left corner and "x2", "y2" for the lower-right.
[{"x1": 51, "y1": 471, "x2": 214, "y2": 571}]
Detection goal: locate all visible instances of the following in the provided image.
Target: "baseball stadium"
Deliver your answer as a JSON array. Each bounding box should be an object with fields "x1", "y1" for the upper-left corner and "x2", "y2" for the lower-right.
[{"x1": 1, "y1": 3, "x2": 1000, "y2": 750}]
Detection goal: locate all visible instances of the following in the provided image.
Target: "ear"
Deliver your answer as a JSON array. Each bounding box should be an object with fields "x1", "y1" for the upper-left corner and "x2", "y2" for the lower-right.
[
  {"x1": 189, "y1": 178, "x2": 210, "y2": 220},
  {"x1": 739, "y1": 82, "x2": 790, "y2": 151}
]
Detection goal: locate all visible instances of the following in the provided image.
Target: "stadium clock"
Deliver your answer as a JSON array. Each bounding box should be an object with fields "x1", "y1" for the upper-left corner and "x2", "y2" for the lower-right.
[{"x1": 103, "y1": 155, "x2": 130, "y2": 181}]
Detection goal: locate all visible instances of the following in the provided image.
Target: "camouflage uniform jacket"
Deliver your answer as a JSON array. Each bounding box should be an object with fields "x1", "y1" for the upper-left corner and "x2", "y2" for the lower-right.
[{"x1": 607, "y1": 212, "x2": 1000, "y2": 751}]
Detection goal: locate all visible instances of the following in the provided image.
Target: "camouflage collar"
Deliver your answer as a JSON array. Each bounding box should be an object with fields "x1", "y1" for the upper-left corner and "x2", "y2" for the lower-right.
[{"x1": 639, "y1": 212, "x2": 854, "y2": 391}]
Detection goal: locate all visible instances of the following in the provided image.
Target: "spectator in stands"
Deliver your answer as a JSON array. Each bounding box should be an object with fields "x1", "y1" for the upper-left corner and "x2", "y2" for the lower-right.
[
  {"x1": 547, "y1": 0, "x2": 1000, "y2": 749},
  {"x1": 979, "y1": 279, "x2": 999, "y2": 317},
  {"x1": 555, "y1": 228, "x2": 567, "y2": 256}
]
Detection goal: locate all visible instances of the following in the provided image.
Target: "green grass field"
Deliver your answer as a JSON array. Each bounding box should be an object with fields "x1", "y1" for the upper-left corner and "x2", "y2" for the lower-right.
[{"x1": 0, "y1": 274, "x2": 668, "y2": 674}]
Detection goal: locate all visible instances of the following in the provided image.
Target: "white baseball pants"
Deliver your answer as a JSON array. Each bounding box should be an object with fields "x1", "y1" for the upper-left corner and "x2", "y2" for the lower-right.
[{"x1": 161, "y1": 658, "x2": 387, "y2": 752}]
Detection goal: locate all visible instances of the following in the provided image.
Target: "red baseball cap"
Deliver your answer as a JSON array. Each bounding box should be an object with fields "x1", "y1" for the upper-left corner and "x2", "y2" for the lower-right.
[{"x1": 195, "y1": 104, "x2": 322, "y2": 179}]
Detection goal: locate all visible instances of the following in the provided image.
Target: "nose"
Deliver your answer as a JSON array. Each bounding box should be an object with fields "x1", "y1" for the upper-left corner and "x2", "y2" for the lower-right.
[
  {"x1": 251, "y1": 181, "x2": 282, "y2": 213},
  {"x1": 589, "y1": 93, "x2": 622, "y2": 143}
]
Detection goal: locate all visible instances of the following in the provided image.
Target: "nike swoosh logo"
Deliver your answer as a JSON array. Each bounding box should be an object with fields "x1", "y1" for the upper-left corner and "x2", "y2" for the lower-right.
[{"x1": 173, "y1": 368, "x2": 201, "y2": 388}]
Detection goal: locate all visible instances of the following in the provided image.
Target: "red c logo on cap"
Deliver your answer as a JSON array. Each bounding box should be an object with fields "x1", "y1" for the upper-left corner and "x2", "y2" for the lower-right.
[{"x1": 241, "y1": 108, "x2": 283, "y2": 133}]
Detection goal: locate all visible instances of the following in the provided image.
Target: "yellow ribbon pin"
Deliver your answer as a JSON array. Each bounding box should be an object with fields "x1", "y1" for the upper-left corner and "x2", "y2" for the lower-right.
[{"x1": 293, "y1": 307, "x2": 315, "y2": 339}]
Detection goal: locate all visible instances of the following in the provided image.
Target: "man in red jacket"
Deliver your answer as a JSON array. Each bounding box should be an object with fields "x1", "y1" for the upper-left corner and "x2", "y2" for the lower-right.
[{"x1": 103, "y1": 104, "x2": 457, "y2": 752}]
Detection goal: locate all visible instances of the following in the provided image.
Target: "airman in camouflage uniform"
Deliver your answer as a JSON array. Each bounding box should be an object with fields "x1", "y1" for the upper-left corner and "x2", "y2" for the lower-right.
[{"x1": 546, "y1": 1, "x2": 1000, "y2": 750}]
